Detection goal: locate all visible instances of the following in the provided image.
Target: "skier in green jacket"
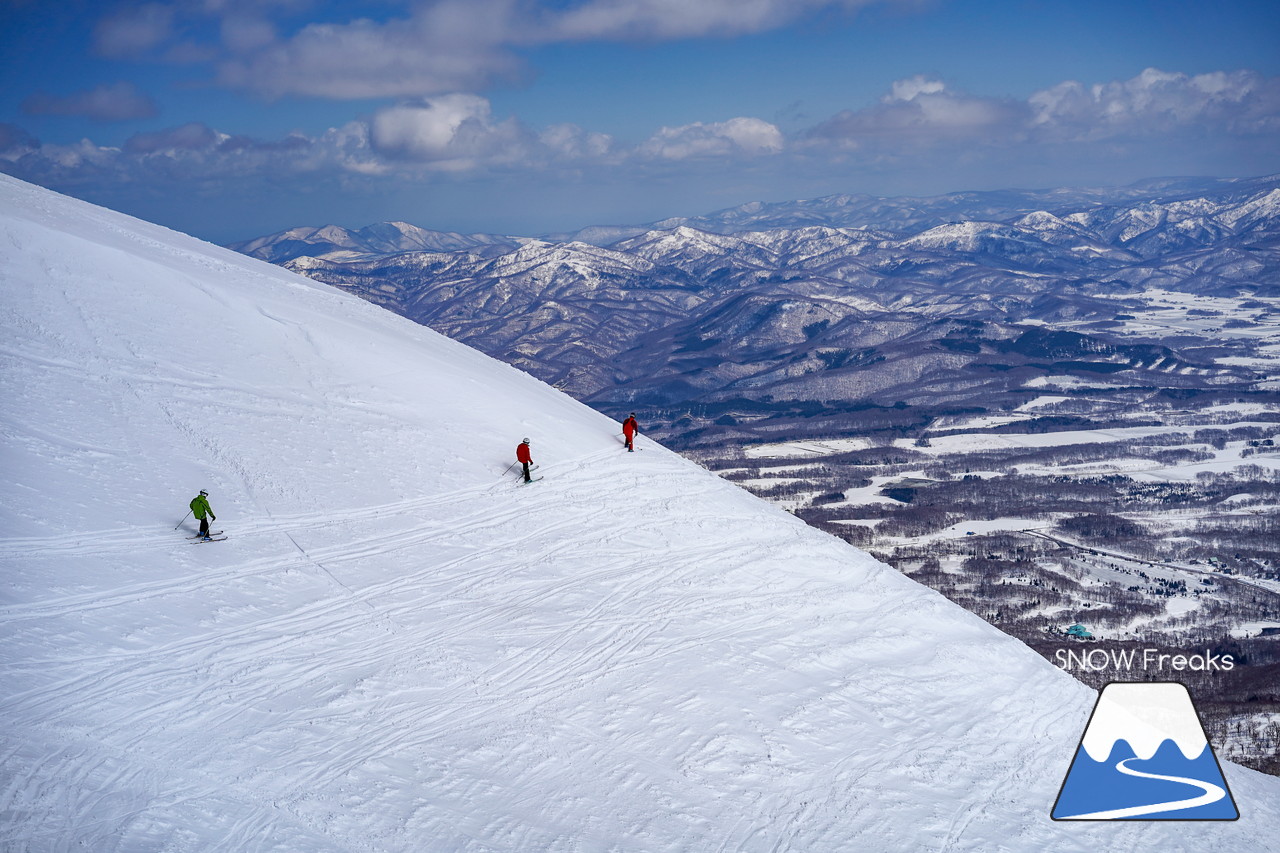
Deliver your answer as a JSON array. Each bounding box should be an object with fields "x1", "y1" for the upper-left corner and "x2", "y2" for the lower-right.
[{"x1": 190, "y1": 490, "x2": 216, "y2": 540}]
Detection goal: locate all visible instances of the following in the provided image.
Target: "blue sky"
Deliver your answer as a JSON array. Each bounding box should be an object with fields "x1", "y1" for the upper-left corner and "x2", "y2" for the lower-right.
[{"x1": 2, "y1": 0, "x2": 1278, "y2": 242}]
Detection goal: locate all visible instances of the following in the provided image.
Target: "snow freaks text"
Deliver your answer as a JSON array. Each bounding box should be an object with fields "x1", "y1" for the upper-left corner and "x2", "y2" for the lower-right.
[{"x1": 1055, "y1": 648, "x2": 1235, "y2": 673}]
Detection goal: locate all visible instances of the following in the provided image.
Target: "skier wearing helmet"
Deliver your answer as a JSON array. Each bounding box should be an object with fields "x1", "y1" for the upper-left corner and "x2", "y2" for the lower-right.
[
  {"x1": 190, "y1": 489, "x2": 216, "y2": 540},
  {"x1": 516, "y1": 438, "x2": 534, "y2": 482}
]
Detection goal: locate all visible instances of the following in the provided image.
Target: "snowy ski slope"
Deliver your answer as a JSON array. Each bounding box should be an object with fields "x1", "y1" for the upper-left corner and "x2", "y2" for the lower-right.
[{"x1": 2, "y1": 174, "x2": 1278, "y2": 850}]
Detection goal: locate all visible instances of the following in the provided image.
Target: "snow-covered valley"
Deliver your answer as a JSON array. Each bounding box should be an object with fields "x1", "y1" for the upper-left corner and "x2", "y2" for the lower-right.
[{"x1": 4, "y1": 174, "x2": 1280, "y2": 850}]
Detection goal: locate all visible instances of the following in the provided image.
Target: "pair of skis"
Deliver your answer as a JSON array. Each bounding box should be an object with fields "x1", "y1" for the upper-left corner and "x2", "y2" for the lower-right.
[
  {"x1": 515, "y1": 465, "x2": 543, "y2": 486},
  {"x1": 186, "y1": 530, "x2": 227, "y2": 543}
]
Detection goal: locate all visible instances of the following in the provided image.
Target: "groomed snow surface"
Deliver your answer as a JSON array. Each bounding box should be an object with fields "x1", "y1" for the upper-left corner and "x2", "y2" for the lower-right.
[{"x1": 3, "y1": 174, "x2": 1278, "y2": 851}]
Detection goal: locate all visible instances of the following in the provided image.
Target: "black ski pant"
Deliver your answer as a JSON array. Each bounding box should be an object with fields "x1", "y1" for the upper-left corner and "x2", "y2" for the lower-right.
[{"x1": 521, "y1": 461, "x2": 531, "y2": 482}]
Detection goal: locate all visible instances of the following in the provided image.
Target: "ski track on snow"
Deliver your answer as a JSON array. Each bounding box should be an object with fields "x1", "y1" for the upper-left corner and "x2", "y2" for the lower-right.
[
  {"x1": 5, "y1": 448, "x2": 831, "y2": 850},
  {"x1": 0, "y1": 447, "x2": 627, "y2": 621}
]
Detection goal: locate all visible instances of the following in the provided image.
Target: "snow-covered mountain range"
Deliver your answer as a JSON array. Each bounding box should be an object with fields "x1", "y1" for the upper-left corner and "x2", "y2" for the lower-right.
[
  {"x1": 237, "y1": 174, "x2": 1280, "y2": 260},
  {"x1": 234, "y1": 176, "x2": 1280, "y2": 447},
  {"x1": 543, "y1": 174, "x2": 1280, "y2": 245},
  {"x1": 234, "y1": 220, "x2": 521, "y2": 263},
  {"x1": 7, "y1": 175, "x2": 1280, "y2": 849}
]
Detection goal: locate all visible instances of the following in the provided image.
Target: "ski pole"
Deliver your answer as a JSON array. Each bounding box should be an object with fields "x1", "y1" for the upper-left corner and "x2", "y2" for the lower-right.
[
  {"x1": 174, "y1": 509, "x2": 192, "y2": 530},
  {"x1": 501, "y1": 461, "x2": 518, "y2": 477}
]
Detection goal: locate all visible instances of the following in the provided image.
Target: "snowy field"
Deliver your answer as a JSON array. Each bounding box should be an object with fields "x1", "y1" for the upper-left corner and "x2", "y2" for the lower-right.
[
  {"x1": 897, "y1": 423, "x2": 1278, "y2": 455},
  {"x1": 1086, "y1": 289, "x2": 1280, "y2": 374},
  {"x1": 4, "y1": 175, "x2": 1280, "y2": 850},
  {"x1": 747, "y1": 423, "x2": 1280, "y2": 472},
  {"x1": 743, "y1": 437, "x2": 872, "y2": 458},
  {"x1": 1109, "y1": 289, "x2": 1280, "y2": 345}
]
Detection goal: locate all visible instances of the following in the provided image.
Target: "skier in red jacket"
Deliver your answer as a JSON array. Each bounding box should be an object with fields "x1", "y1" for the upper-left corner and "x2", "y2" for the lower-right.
[
  {"x1": 516, "y1": 438, "x2": 534, "y2": 482},
  {"x1": 622, "y1": 413, "x2": 639, "y2": 452}
]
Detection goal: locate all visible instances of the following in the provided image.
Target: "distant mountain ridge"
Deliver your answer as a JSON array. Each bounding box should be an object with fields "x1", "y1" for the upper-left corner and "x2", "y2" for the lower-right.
[
  {"x1": 552, "y1": 174, "x2": 1280, "y2": 245},
  {"x1": 232, "y1": 220, "x2": 521, "y2": 263},
  {"x1": 234, "y1": 174, "x2": 1280, "y2": 263},
  {"x1": 231, "y1": 176, "x2": 1280, "y2": 442}
]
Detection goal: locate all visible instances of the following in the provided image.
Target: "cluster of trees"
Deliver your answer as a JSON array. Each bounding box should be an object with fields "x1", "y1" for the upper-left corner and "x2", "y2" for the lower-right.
[
  {"x1": 1056, "y1": 512, "x2": 1148, "y2": 538},
  {"x1": 667, "y1": 387, "x2": 1280, "y2": 454},
  {"x1": 881, "y1": 537, "x2": 1176, "y2": 639}
]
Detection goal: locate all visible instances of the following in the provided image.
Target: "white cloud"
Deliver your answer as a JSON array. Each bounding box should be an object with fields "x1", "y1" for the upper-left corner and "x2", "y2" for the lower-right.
[
  {"x1": 3, "y1": 68, "x2": 1275, "y2": 207},
  {"x1": 0, "y1": 98, "x2": 778, "y2": 192},
  {"x1": 70, "y1": 1, "x2": 912, "y2": 101},
  {"x1": 806, "y1": 68, "x2": 1280, "y2": 152},
  {"x1": 370, "y1": 95, "x2": 625, "y2": 169},
  {"x1": 547, "y1": 0, "x2": 876, "y2": 41},
  {"x1": 539, "y1": 123, "x2": 617, "y2": 161},
  {"x1": 807, "y1": 79, "x2": 1024, "y2": 149},
  {"x1": 371, "y1": 96, "x2": 494, "y2": 160},
  {"x1": 640, "y1": 117, "x2": 784, "y2": 160},
  {"x1": 885, "y1": 75, "x2": 946, "y2": 103},
  {"x1": 184, "y1": 0, "x2": 900, "y2": 99},
  {"x1": 0, "y1": 119, "x2": 337, "y2": 189},
  {"x1": 369, "y1": 95, "x2": 535, "y2": 168},
  {"x1": 215, "y1": 1, "x2": 526, "y2": 100},
  {"x1": 123, "y1": 122, "x2": 220, "y2": 154},
  {"x1": 1028, "y1": 68, "x2": 1280, "y2": 140}
]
